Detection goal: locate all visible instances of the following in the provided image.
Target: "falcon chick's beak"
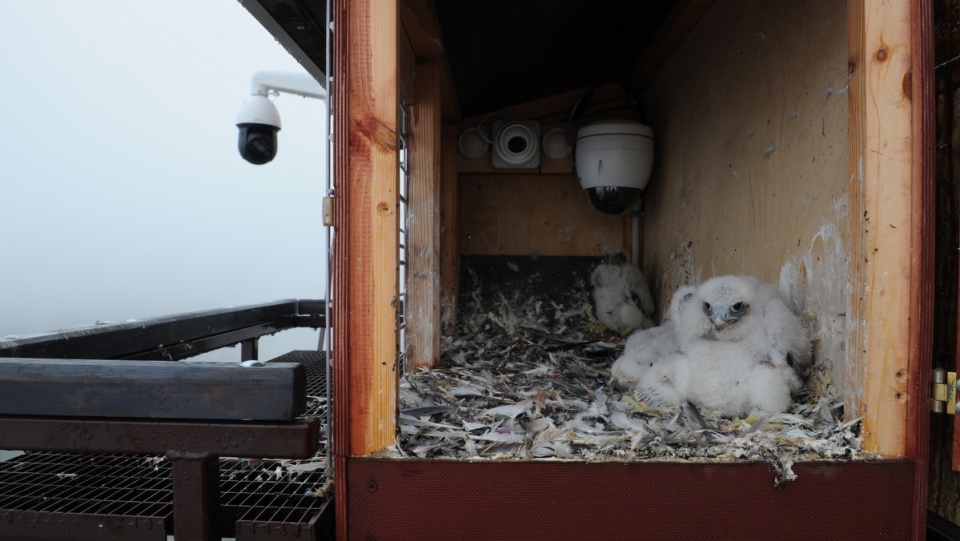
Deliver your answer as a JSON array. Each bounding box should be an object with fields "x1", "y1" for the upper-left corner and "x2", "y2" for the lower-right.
[
  {"x1": 712, "y1": 315, "x2": 735, "y2": 331},
  {"x1": 705, "y1": 303, "x2": 747, "y2": 332}
]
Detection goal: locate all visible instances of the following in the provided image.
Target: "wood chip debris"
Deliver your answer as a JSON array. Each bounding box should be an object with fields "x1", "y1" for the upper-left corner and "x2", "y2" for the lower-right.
[{"x1": 392, "y1": 291, "x2": 874, "y2": 486}]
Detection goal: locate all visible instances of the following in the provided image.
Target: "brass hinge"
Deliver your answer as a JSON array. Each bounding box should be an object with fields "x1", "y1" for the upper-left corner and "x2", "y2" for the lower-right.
[
  {"x1": 931, "y1": 368, "x2": 957, "y2": 415},
  {"x1": 322, "y1": 196, "x2": 334, "y2": 227}
]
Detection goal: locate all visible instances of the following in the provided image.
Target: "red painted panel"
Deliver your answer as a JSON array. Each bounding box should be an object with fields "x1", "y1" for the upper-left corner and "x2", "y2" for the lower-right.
[{"x1": 347, "y1": 458, "x2": 915, "y2": 541}]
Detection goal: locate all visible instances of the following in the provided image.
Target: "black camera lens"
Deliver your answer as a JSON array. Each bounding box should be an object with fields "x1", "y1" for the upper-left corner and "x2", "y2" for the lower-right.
[
  {"x1": 585, "y1": 186, "x2": 641, "y2": 215},
  {"x1": 238, "y1": 124, "x2": 279, "y2": 165}
]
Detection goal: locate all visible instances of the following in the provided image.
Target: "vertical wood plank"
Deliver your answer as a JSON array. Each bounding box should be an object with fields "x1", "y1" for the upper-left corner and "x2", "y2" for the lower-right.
[
  {"x1": 357, "y1": 0, "x2": 399, "y2": 456},
  {"x1": 845, "y1": 0, "x2": 867, "y2": 457},
  {"x1": 331, "y1": 0, "x2": 351, "y2": 537},
  {"x1": 407, "y1": 63, "x2": 442, "y2": 370},
  {"x1": 846, "y1": 0, "x2": 917, "y2": 457},
  {"x1": 440, "y1": 123, "x2": 460, "y2": 335},
  {"x1": 334, "y1": 0, "x2": 399, "y2": 459},
  {"x1": 908, "y1": 0, "x2": 936, "y2": 539}
]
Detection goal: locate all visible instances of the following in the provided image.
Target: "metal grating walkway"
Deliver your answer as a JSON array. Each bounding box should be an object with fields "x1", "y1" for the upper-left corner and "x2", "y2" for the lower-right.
[{"x1": 0, "y1": 350, "x2": 331, "y2": 540}]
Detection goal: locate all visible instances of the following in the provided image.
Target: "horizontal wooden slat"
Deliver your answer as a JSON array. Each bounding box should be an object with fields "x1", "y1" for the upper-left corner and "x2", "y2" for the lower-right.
[
  {"x1": 0, "y1": 359, "x2": 306, "y2": 421},
  {"x1": 0, "y1": 416, "x2": 320, "y2": 457}
]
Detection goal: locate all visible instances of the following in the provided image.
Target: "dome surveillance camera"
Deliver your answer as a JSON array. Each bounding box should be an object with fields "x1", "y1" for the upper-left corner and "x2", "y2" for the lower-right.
[
  {"x1": 235, "y1": 71, "x2": 325, "y2": 165},
  {"x1": 575, "y1": 120, "x2": 654, "y2": 215},
  {"x1": 236, "y1": 94, "x2": 281, "y2": 165}
]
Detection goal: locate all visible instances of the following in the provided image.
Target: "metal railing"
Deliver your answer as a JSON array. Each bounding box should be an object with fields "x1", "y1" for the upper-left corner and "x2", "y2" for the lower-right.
[
  {"x1": 0, "y1": 299, "x2": 330, "y2": 540},
  {"x1": 0, "y1": 299, "x2": 325, "y2": 361}
]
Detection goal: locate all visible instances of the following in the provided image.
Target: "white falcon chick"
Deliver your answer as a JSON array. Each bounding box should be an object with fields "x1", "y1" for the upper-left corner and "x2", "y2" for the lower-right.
[
  {"x1": 639, "y1": 275, "x2": 811, "y2": 416},
  {"x1": 590, "y1": 250, "x2": 656, "y2": 336},
  {"x1": 676, "y1": 275, "x2": 812, "y2": 374},
  {"x1": 610, "y1": 285, "x2": 695, "y2": 390}
]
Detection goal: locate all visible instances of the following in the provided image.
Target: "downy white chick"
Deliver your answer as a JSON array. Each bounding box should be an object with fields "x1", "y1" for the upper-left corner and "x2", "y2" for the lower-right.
[
  {"x1": 751, "y1": 282, "x2": 813, "y2": 376},
  {"x1": 610, "y1": 285, "x2": 696, "y2": 390},
  {"x1": 591, "y1": 251, "x2": 656, "y2": 336},
  {"x1": 675, "y1": 275, "x2": 812, "y2": 374},
  {"x1": 668, "y1": 274, "x2": 810, "y2": 416},
  {"x1": 665, "y1": 338, "x2": 800, "y2": 415}
]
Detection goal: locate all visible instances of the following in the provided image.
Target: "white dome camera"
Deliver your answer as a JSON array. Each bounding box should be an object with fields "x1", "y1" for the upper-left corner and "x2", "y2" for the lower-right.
[
  {"x1": 235, "y1": 71, "x2": 326, "y2": 165},
  {"x1": 236, "y1": 94, "x2": 282, "y2": 165},
  {"x1": 575, "y1": 120, "x2": 654, "y2": 215}
]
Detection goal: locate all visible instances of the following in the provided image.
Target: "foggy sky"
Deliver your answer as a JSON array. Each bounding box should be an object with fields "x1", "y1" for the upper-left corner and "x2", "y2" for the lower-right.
[{"x1": 0, "y1": 1, "x2": 328, "y2": 356}]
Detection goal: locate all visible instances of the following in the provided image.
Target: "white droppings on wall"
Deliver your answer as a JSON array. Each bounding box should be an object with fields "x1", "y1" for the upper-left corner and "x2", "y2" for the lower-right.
[{"x1": 779, "y1": 195, "x2": 849, "y2": 401}]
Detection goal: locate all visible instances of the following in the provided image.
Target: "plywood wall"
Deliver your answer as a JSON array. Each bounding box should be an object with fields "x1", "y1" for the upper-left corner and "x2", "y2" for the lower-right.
[
  {"x1": 459, "y1": 173, "x2": 625, "y2": 256},
  {"x1": 642, "y1": 0, "x2": 849, "y2": 398}
]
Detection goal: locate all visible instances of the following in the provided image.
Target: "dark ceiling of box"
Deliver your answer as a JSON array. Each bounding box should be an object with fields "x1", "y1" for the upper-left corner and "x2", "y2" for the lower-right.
[
  {"x1": 252, "y1": 0, "x2": 677, "y2": 119},
  {"x1": 434, "y1": 1, "x2": 677, "y2": 118}
]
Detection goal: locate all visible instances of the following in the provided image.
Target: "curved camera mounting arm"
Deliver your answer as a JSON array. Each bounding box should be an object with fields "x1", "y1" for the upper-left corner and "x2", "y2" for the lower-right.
[{"x1": 249, "y1": 70, "x2": 326, "y2": 99}]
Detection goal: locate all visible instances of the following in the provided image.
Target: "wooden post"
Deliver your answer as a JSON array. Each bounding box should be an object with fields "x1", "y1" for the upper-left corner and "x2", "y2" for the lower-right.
[
  {"x1": 399, "y1": 0, "x2": 461, "y2": 121},
  {"x1": 331, "y1": 1, "x2": 351, "y2": 538},
  {"x1": 332, "y1": 0, "x2": 399, "y2": 459},
  {"x1": 332, "y1": 3, "x2": 400, "y2": 538},
  {"x1": 168, "y1": 451, "x2": 219, "y2": 541},
  {"x1": 907, "y1": 1, "x2": 935, "y2": 540},
  {"x1": 406, "y1": 63, "x2": 442, "y2": 370},
  {"x1": 846, "y1": 0, "x2": 931, "y2": 467}
]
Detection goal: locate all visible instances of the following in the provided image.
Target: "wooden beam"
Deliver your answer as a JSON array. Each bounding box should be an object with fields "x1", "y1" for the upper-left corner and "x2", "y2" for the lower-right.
[
  {"x1": 907, "y1": 1, "x2": 935, "y2": 539},
  {"x1": 331, "y1": 0, "x2": 352, "y2": 536},
  {"x1": 846, "y1": 2, "x2": 866, "y2": 445},
  {"x1": 0, "y1": 416, "x2": 320, "y2": 457},
  {"x1": 400, "y1": 0, "x2": 461, "y2": 121},
  {"x1": 0, "y1": 359, "x2": 306, "y2": 421},
  {"x1": 440, "y1": 123, "x2": 460, "y2": 335},
  {"x1": 406, "y1": 63, "x2": 442, "y2": 370},
  {"x1": 334, "y1": 0, "x2": 400, "y2": 458},
  {"x1": 846, "y1": 0, "x2": 920, "y2": 458},
  {"x1": 462, "y1": 83, "x2": 638, "y2": 127}
]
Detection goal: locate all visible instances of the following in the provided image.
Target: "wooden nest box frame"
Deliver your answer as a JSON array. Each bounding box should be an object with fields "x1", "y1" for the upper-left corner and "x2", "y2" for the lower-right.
[{"x1": 245, "y1": 0, "x2": 939, "y2": 539}]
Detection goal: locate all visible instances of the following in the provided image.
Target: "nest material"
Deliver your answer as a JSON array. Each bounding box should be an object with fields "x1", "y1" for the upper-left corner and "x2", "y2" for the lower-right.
[{"x1": 393, "y1": 264, "x2": 872, "y2": 486}]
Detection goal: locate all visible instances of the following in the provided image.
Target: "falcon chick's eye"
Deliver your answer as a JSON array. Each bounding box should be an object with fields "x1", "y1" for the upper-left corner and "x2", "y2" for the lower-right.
[
  {"x1": 702, "y1": 302, "x2": 711, "y2": 314},
  {"x1": 731, "y1": 302, "x2": 745, "y2": 313}
]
